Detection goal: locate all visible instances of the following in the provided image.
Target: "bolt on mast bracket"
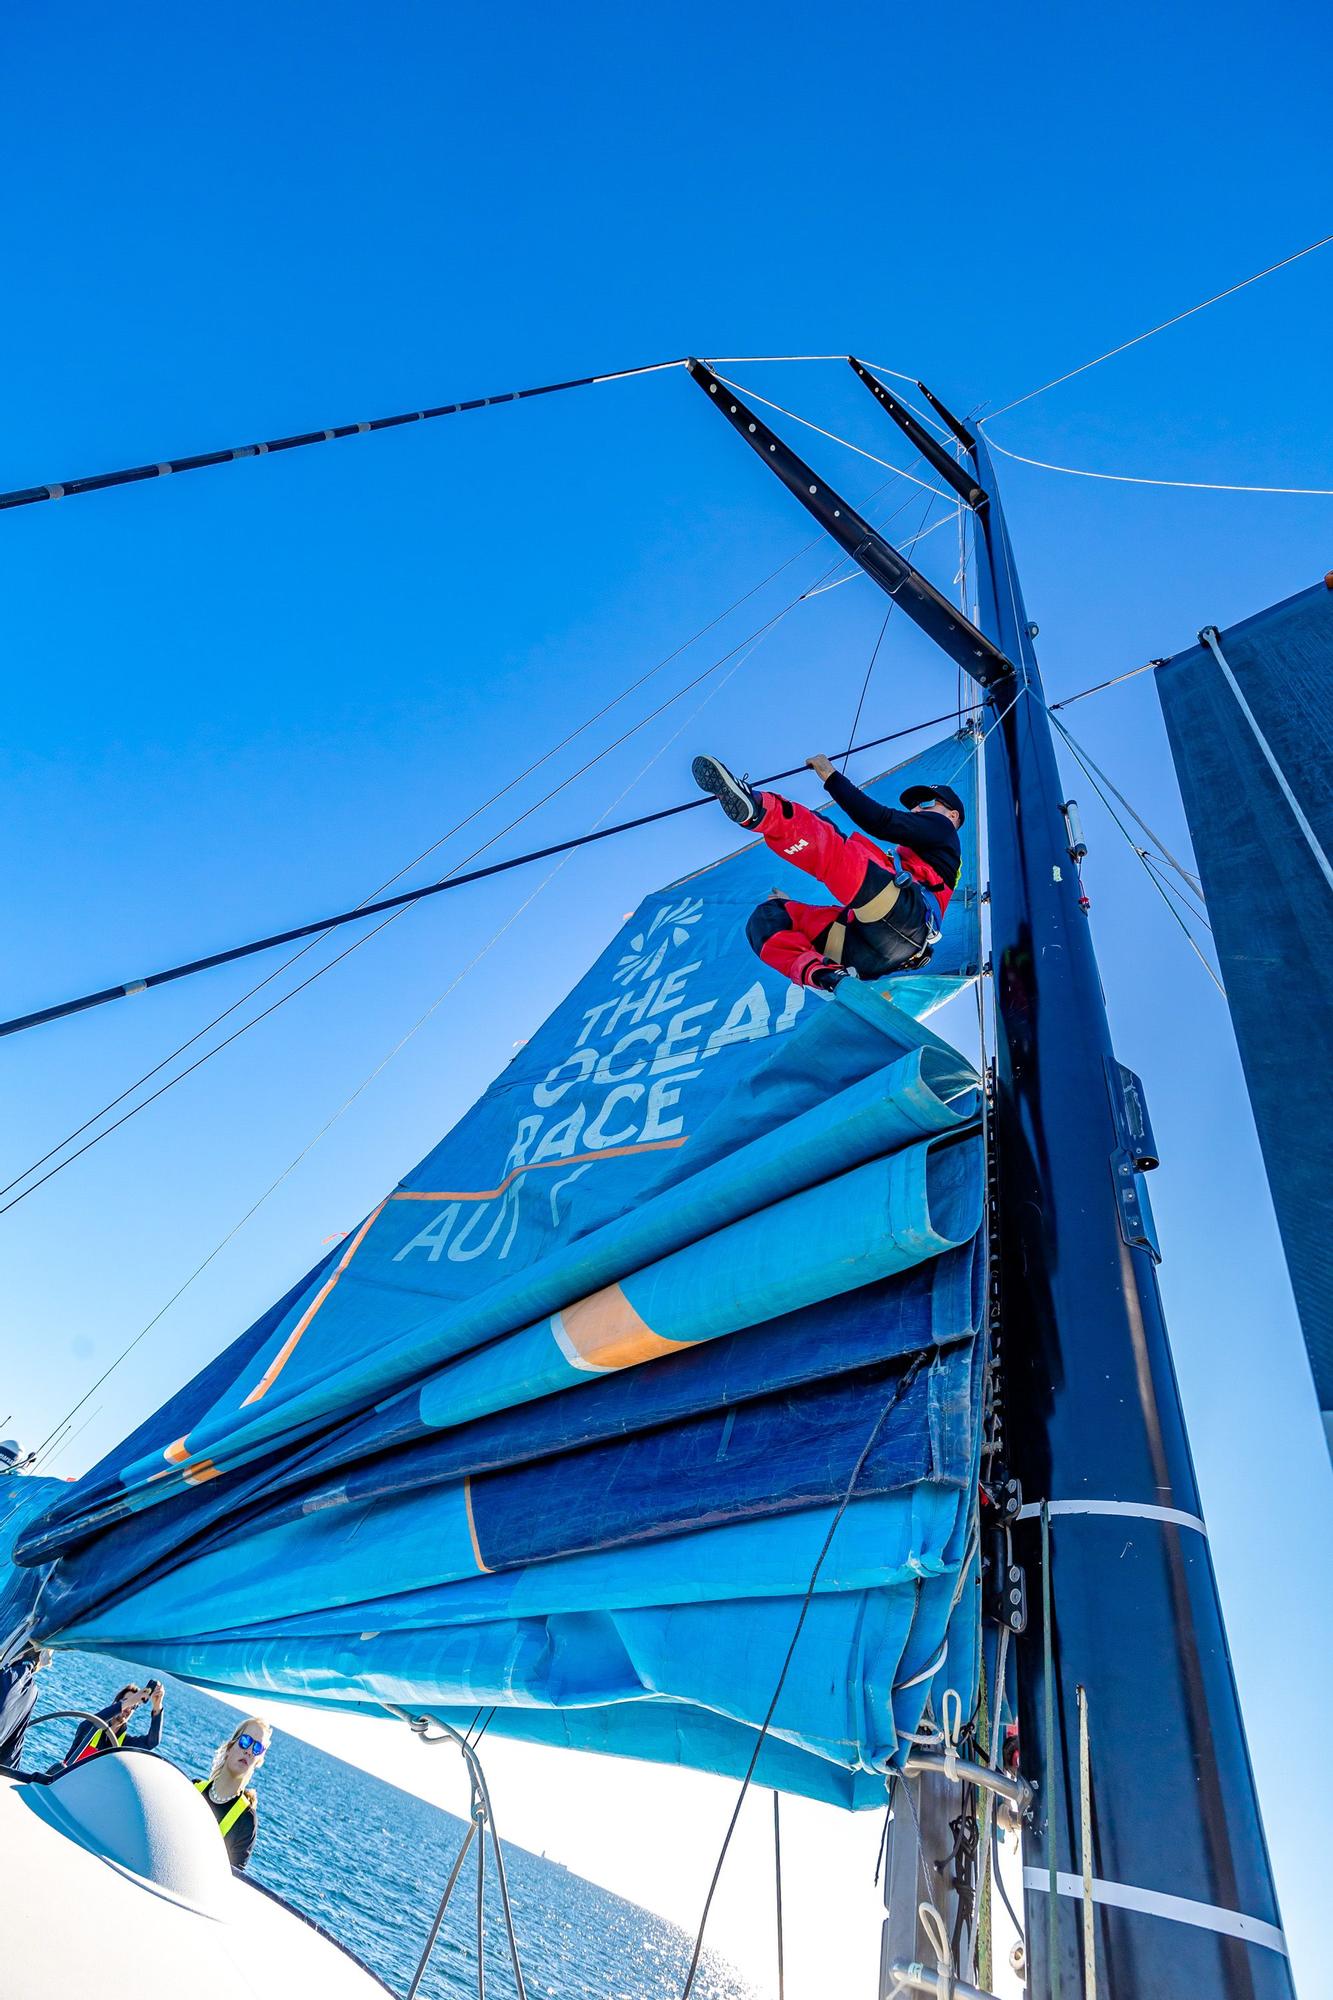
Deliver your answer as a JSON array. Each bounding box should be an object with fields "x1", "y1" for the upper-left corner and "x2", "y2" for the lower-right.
[{"x1": 848, "y1": 358, "x2": 988, "y2": 511}]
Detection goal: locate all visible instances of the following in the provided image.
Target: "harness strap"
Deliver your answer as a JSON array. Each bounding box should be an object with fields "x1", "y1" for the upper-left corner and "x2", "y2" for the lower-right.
[
  {"x1": 195, "y1": 1777, "x2": 254, "y2": 1838},
  {"x1": 851, "y1": 878, "x2": 902, "y2": 924},
  {"x1": 823, "y1": 920, "x2": 847, "y2": 964},
  {"x1": 852, "y1": 872, "x2": 942, "y2": 949}
]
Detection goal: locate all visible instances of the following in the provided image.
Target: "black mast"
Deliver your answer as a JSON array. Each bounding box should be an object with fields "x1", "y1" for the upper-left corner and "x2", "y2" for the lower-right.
[
  {"x1": 689, "y1": 358, "x2": 1293, "y2": 1998},
  {"x1": 966, "y1": 422, "x2": 1293, "y2": 1999}
]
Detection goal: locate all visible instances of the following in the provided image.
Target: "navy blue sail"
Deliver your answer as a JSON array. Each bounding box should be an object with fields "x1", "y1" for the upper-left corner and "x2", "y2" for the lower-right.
[{"x1": 1157, "y1": 582, "x2": 1333, "y2": 1461}]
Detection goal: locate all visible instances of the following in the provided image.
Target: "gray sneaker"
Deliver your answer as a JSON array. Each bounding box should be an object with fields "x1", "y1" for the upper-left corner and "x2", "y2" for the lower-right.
[{"x1": 692, "y1": 754, "x2": 763, "y2": 827}]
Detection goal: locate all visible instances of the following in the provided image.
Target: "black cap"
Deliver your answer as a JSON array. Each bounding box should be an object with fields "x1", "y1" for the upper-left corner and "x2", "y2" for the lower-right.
[{"x1": 900, "y1": 781, "x2": 966, "y2": 825}]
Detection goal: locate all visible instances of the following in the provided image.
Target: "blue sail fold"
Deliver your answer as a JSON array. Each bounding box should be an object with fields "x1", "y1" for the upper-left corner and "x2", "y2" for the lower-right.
[{"x1": 4, "y1": 735, "x2": 989, "y2": 1808}]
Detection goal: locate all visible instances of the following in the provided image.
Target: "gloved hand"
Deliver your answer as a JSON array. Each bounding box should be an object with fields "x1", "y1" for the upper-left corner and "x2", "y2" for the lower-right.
[{"x1": 806, "y1": 753, "x2": 835, "y2": 782}]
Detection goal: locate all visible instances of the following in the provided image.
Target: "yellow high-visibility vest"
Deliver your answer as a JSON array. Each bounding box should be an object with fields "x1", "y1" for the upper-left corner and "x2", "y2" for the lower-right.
[
  {"x1": 194, "y1": 1777, "x2": 253, "y2": 1839},
  {"x1": 75, "y1": 1724, "x2": 127, "y2": 1763}
]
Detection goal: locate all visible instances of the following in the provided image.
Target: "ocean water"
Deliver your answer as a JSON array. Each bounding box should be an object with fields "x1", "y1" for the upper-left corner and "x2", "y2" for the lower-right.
[{"x1": 26, "y1": 1650, "x2": 756, "y2": 2000}]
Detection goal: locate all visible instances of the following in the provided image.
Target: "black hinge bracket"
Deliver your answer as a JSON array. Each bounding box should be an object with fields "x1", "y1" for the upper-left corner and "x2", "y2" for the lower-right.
[
  {"x1": 915, "y1": 380, "x2": 979, "y2": 453},
  {"x1": 848, "y1": 359, "x2": 988, "y2": 511},
  {"x1": 687, "y1": 359, "x2": 1013, "y2": 690}
]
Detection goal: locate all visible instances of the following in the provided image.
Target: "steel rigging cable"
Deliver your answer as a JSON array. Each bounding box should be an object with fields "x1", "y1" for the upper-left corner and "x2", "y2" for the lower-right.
[
  {"x1": 3, "y1": 437, "x2": 954, "y2": 1208},
  {"x1": 679, "y1": 1349, "x2": 937, "y2": 2000},
  {"x1": 981, "y1": 428, "x2": 1333, "y2": 498},
  {"x1": 1, "y1": 706, "x2": 965, "y2": 1044},
  {"x1": 0, "y1": 524, "x2": 836, "y2": 1203},
  {"x1": 19, "y1": 607, "x2": 802, "y2": 1453},
  {"x1": 840, "y1": 489, "x2": 943, "y2": 772},
  {"x1": 17, "y1": 492, "x2": 948, "y2": 1464},
  {"x1": 0, "y1": 350, "x2": 951, "y2": 515},
  {"x1": 0, "y1": 359, "x2": 685, "y2": 513},
  {"x1": 983, "y1": 227, "x2": 1333, "y2": 420},
  {"x1": 1, "y1": 511, "x2": 893, "y2": 1211},
  {"x1": 2, "y1": 505, "x2": 956, "y2": 1226}
]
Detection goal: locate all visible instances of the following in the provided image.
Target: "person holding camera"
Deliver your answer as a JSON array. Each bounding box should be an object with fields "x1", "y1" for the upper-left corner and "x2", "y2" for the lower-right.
[{"x1": 62, "y1": 1678, "x2": 165, "y2": 1766}]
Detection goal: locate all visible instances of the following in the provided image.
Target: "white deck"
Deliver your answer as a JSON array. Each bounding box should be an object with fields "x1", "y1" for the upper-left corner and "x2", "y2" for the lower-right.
[{"x1": 1, "y1": 1753, "x2": 392, "y2": 1997}]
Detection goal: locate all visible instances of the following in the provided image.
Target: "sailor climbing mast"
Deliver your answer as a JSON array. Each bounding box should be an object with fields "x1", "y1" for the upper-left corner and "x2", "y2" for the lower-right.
[{"x1": 688, "y1": 357, "x2": 1294, "y2": 1998}]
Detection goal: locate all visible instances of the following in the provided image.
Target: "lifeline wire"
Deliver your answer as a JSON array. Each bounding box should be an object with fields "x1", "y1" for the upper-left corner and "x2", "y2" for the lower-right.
[
  {"x1": 0, "y1": 358, "x2": 685, "y2": 513},
  {"x1": 985, "y1": 228, "x2": 1333, "y2": 419},
  {"x1": 680, "y1": 1351, "x2": 935, "y2": 2000}
]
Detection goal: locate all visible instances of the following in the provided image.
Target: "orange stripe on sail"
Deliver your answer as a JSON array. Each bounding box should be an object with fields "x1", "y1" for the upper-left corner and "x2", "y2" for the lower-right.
[
  {"x1": 240, "y1": 1200, "x2": 387, "y2": 1407},
  {"x1": 394, "y1": 1137, "x2": 687, "y2": 1204},
  {"x1": 182, "y1": 1458, "x2": 221, "y2": 1485},
  {"x1": 163, "y1": 1437, "x2": 191, "y2": 1464},
  {"x1": 556, "y1": 1284, "x2": 690, "y2": 1372},
  {"x1": 463, "y1": 1478, "x2": 491, "y2": 1574}
]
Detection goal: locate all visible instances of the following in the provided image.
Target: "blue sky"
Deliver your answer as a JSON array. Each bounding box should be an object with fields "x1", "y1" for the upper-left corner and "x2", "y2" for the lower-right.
[{"x1": 3, "y1": 2, "x2": 1331, "y2": 1990}]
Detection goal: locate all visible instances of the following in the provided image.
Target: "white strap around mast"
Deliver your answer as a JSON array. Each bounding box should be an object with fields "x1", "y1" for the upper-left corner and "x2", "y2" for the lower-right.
[
  {"x1": 1017, "y1": 1498, "x2": 1207, "y2": 1535},
  {"x1": 1024, "y1": 1869, "x2": 1288, "y2": 1958}
]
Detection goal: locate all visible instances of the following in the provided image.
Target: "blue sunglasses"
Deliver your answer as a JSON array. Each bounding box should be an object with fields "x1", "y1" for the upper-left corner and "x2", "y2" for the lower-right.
[{"x1": 234, "y1": 1732, "x2": 267, "y2": 1757}]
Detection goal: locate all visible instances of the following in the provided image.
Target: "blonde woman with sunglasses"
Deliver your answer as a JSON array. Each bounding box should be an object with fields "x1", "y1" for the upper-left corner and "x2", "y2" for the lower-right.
[{"x1": 194, "y1": 1716, "x2": 272, "y2": 1870}]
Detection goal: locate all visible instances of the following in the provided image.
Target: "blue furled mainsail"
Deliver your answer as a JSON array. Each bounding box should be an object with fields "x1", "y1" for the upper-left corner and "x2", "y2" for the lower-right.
[
  {"x1": 3, "y1": 736, "x2": 989, "y2": 1808},
  {"x1": 1157, "y1": 585, "x2": 1333, "y2": 1464}
]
